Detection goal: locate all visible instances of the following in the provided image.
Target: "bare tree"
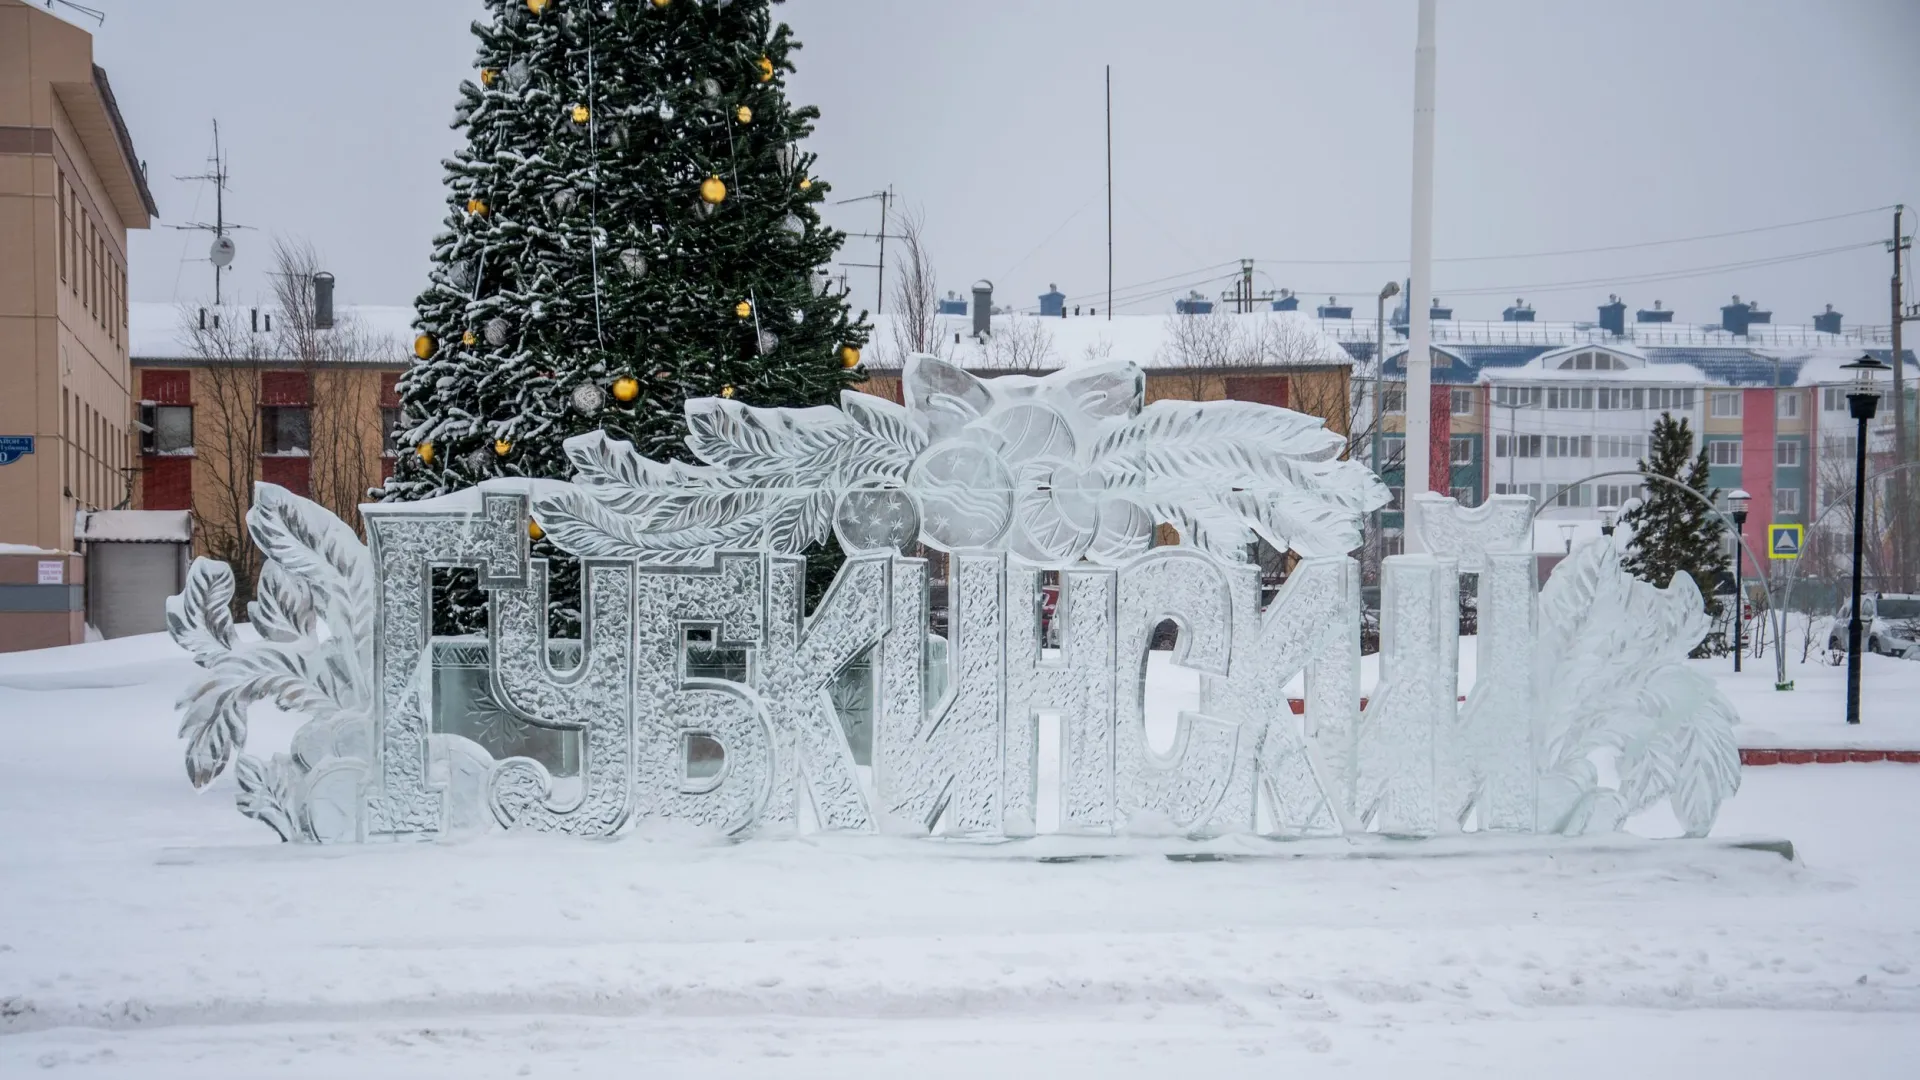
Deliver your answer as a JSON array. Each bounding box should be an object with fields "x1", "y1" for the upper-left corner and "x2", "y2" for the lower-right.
[
  {"x1": 178, "y1": 307, "x2": 266, "y2": 618},
  {"x1": 887, "y1": 208, "x2": 941, "y2": 361},
  {"x1": 988, "y1": 314, "x2": 1056, "y2": 370},
  {"x1": 1155, "y1": 310, "x2": 1238, "y2": 401},
  {"x1": 267, "y1": 237, "x2": 396, "y2": 534}
]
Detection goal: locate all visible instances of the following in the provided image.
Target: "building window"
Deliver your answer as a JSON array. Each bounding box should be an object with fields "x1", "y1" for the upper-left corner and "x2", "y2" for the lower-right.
[
  {"x1": 1449, "y1": 436, "x2": 1473, "y2": 464},
  {"x1": 1710, "y1": 391, "x2": 1742, "y2": 418},
  {"x1": 1380, "y1": 434, "x2": 1405, "y2": 465},
  {"x1": 1449, "y1": 485, "x2": 1474, "y2": 503},
  {"x1": 1707, "y1": 440, "x2": 1742, "y2": 466},
  {"x1": 1388, "y1": 486, "x2": 1404, "y2": 511},
  {"x1": 1823, "y1": 386, "x2": 1848, "y2": 412},
  {"x1": 1552, "y1": 484, "x2": 1591, "y2": 508},
  {"x1": 1648, "y1": 387, "x2": 1694, "y2": 411},
  {"x1": 1595, "y1": 483, "x2": 1642, "y2": 508},
  {"x1": 1382, "y1": 387, "x2": 1406, "y2": 415},
  {"x1": 1547, "y1": 386, "x2": 1594, "y2": 410},
  {"x1": 1823, "y1": 434, "x2": 1858, "y2": 459},
  {"x1": 1596, "y1": 387, "x2": 1645, "y2": 410},
  {"x1": 261, "y1": 406, "x2": 312, "y2": 454},
  {"x1": 1492, "y1": 386, "x2": 1542, "y2": 409},
  {"x1": 1450, "y1": 388, "x2": 1473, "y2": 416},
  {"x1": 1774, "y1": 487, "x2": 1801, "y2": 515},
  {"x1": 140, "y1": 404, "x2": 194, "y2": 455},
  {"x1": 1495, "y1": 434, "x2": 1541, "y2": 458},
  {"x1": 1597, "y1": 434, "x2": 1645, "y2": 459},
  {"x1": 1776, "y1": 439, "x2": 1801, "y2": 467},
  {"x1": 1545, "y1": 435, "x2": 1591, "y2": 459},
  {"x1": 382, "y1": 407, "x2": 403, "y2": 455},
  {"x1": 1494, "y1": 482, "x2": 1545, "y2": 501},
  {"x1": 1776, "y1": 392, "x2": 1801, "y2": 420}
]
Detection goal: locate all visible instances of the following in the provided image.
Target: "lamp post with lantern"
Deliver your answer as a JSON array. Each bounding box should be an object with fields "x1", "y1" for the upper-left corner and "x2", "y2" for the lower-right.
[
  {"x1": 1842, "y1": 354, "x2": 1891, "y2": 725},
  {"x1": 1727, "y1": 488, "x2": 1750, "y2": 673},
  {"x1": 1599, "y1": 505, "x2": 1618, "y2": 537}
]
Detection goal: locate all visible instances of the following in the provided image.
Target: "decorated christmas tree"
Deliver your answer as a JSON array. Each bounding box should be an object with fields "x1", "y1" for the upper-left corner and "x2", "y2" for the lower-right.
[
  {"x1": 1621, "y1": 412, "x2": 1731, "y2": 657},
  {"x1": 382, "y1": 0, "x2": 868, "y2": 626}
]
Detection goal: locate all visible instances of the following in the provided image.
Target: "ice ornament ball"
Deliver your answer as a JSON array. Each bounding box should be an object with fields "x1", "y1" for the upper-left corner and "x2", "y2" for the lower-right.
[{"x1": 166, "y1": 357, "x2": 1740, "y2": 845}]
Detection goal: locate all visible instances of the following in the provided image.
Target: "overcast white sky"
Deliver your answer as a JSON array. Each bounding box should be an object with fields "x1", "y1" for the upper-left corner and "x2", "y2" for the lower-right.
[{"x1": 83, "y1": 0, "x2": 1920, "y2": 327}]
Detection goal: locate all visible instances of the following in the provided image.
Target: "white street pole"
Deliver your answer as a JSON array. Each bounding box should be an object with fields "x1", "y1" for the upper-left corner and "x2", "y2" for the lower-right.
[{"x1": 1404, "y1": 0, "x2": 1438, "y2": 550}]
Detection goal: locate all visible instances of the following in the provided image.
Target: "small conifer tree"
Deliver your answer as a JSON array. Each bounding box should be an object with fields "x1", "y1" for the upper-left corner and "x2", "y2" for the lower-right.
[{"x1": 1621, "y1": 412, "x2": 1732, "y2": 657}]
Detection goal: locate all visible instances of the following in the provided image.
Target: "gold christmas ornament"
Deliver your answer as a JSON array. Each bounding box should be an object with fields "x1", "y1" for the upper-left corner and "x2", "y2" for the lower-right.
[
  {"x1": 757, "y1": 55, "x2": 774, "y2": 82},
  {"x1": 611, "y1": 376, "x2": 640, "y2": 402},
  {"x1": 699, "y1": 175, "x2": 727, "y2": 205},
  {"x1": 526, "y1": 0, "x2": 550, "y2": 13},
  {"x1": 417, "y1": 442, "x2": 435, "y2": 464},
  {"x1": 735, "y1": 105, "x2": 753, "y2": 124},
  {"x1": 571, "y1": 104, "x2": 590, "y2": 124},
  {"x1": 650, "y1": 0, "x2": 670, "y2": 7},
  {"x1": 735, "y1": 300, "x2": 753, "y2": 318},
  {"x1": 462, "y1": 329, "x2": 478, "y2": 346},
  {"x1": 466, "y1": 197, "x2": 488, "y2": 216},
  {"x1": 719, "y1": 385, "x2": 736, "y2": 399},
  {"x1": 798, "y1": 176, "x2": 812, "y2": 192},
  {"x1": 528, "y1": 519, "x2": 545, "y2": 540},
  {"x1": 413, "y1": 334, "x2": 434, "y2": 359},
  {"x1": 481, "y1": 68, "x2": 498, "y2": 87},
  {"x1": 839, "y1": 345, "x2": 862, "y2": 369},
  {"x1": 493, "y1": 439, "x2": 512, "y2": 457}
]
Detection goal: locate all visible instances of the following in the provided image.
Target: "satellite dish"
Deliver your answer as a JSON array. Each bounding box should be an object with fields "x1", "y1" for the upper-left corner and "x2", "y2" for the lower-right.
[{"x1": 210, "y1": 235, "x2": 236, "y2": 268}]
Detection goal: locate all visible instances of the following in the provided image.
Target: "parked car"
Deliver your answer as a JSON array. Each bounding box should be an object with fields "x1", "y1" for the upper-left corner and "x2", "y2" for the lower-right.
[{"x1": 1828, "y1": 594, "x2": 1920, "y2": 659}]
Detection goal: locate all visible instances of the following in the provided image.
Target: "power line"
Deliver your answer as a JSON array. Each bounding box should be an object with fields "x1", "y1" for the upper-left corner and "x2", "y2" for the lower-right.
[
  {"x1": 1436, "y1": 241, "x2": 1883, "y2": 298},
  {"x1": 1250, "y1": 205, "x2": 1898, "y2": 267}
]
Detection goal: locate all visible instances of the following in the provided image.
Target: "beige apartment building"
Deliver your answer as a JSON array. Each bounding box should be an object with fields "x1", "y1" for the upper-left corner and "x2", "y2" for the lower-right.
[{"x1": 0, "y1": 0, "x2": 156, "y2": 649}]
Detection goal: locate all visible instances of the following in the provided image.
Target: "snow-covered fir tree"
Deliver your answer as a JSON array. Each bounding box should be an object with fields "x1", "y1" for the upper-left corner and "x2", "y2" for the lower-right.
[
  {"x1": 382, "y1": 0, "x2": 868, "y2": 627},
  {"x1": 1621, "y1": 412, "x2": 1731, "y2": 657}
]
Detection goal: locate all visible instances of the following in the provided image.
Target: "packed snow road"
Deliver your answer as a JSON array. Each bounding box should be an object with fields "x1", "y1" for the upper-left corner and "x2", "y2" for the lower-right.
[{"x1": 1, "y1": 635, "x2": 1916, "y2": 1077}]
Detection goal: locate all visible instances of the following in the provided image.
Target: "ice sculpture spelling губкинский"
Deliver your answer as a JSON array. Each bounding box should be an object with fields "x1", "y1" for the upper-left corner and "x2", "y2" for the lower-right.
[{"x1": 165, "y1": 356, "x2": 1741, "y2": 845}]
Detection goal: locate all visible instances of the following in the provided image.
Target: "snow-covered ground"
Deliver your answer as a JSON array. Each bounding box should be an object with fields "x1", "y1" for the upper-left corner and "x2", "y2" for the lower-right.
[{"x1": 1, "y1": 634, "x2": 1917, "y2": 1077}]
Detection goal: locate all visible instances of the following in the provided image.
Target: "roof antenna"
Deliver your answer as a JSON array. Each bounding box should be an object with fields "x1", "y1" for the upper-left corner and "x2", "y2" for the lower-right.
[
  {"x1": 45, "y1": 1, "x2": 106, "y2": 26},
  {"x1": 167, "y1": 120, "x2": 251, "y2": 305}
]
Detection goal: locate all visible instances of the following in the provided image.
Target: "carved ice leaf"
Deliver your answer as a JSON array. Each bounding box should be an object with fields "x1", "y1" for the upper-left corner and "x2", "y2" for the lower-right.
[
  {"x1": 233, "y1": 753, "x2": 298, "y2": 842},
  {"x1": 247, "y1": 483, "x2": 375, "y2": 650},
  {"x1": 685, "y1": 399, "x2": 858, "y2": 474},
  {"x1": 1090, "y1": 400, "x2": 1390, "y2": 557},
  {"x1": 1534, "y1": 541, "x2": 1741, "y2": 835},
  {"x1": 248, "y1": 562, "x2": 316, "y2": 643},
  {"x1": 839, "y1": 390, "x2": 928, "y2": 463},
  {"x1": 904, "y1": 354, "x2": 993, "y2": 440},
  {"x1": 166, "y1": 557, "x2": 235, "y2": 664}
]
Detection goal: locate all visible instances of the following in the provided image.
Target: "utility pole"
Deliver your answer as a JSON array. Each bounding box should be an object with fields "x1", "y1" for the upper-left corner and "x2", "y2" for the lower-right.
[
  {"x1": 833, "y1": 186, "x2": 892, "y2": 314},
  {"x1": 1893, "y1": 205, "x2": 1912, "y2": 587},
  {"x1": 1403, "y1": 0, "x2": 1439, "y2": 547},
  {"x1": 1106, "y1": 65, "x2": 1113, "y2": 322},
  {"x1": 170, "y1": 120, "x2": 247, "y2": 304}
]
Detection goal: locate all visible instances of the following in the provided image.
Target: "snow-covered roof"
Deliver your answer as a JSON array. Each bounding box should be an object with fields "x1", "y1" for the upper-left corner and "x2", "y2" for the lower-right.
[
  {"x1": 861, "y1": 311, "x2": 1354, "y2": 374},
  {"x1": 129, "y1": 302, "x2": 414, "y2": 365},
  {"x1": 76, "y1": 509, "x2": 192, "y2": 543}
]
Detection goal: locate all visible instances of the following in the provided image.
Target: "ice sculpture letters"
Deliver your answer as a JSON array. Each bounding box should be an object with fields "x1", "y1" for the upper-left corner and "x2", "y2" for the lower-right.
[{"x1": 167, "y1": 357, "x2": 1741, "y2": 844}]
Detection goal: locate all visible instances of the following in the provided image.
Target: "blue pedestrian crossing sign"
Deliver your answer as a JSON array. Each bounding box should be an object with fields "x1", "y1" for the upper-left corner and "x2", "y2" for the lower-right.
[{"x1": 1768, "y1": 523, "x2": 1803, "y2": 559}]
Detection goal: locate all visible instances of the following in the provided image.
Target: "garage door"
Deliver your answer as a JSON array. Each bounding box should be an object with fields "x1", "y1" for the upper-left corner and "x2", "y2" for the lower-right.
[{"x1": 88, "y1": 543, "x2": 187, "y2": 639}]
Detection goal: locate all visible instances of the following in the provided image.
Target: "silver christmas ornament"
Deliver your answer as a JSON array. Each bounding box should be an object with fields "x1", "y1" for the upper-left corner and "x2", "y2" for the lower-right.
[
  {"x1": 657, "y1": 101, "x2": 676, "y2": 121},
  {"x1": 811, "y1": 272, "x2": 830, "y2": 297},
  {"x1": 757, "y1": 329, "x2": 779, "y2": 355},
  {"x1": 782, "y1": 214, "x2": 805, "y2": 236},
  {"x1": 775, "y1": 145, "x2": 798, "y2": 171},
  {"x1": 509, "y1": 60, "x2": 530, "y2": 88},
  {"x1": 463, "y1": 447, "x2": 494, "y2": 472},
  {"x1": 620, "y1": 249, "x2": 647, "y2": 277},
  {"x1": 695, "y1": 199, "x2": 716, "y2": 219},
  {"x1": 571, "y1": 382, "x2": 607, "y2": 415},
  {"x1": 554, "y1": 189, "x2": 577, "y2": 212},
  {"x1": 449, "y1": 260, "x2": 474, "y2": 290},
  {"x1": 790, "y1": 308, "x2": 805, "y2": 325},
  {"x1": 485, "y1": 317, "x2": 510, "y2": 346},
  {"x1": 701, "y1": 78, "x2": 721, "y2": 99}
]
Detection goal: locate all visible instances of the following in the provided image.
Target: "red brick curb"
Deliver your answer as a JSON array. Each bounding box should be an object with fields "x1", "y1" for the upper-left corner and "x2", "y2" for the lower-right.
[{"x1": 1741, "y1": 748, "x2": 1920, "y2": 766}]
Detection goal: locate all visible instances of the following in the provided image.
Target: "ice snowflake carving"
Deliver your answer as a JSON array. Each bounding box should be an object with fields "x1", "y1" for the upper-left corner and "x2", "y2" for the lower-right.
[
  {"x1": 1533, "y1": 540, "x2": 1741, "y2": 837},
  {"x1": 533, "y1": 356, "x2": 1389, "y2": 566},
  {"x1": 165, "y1": 483, "x2": 376, "y2": 842}
]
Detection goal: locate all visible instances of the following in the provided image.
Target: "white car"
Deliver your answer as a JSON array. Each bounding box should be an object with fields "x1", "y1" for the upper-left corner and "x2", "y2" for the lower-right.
[{"x1": 1829, "y1": 594, "x2": 1920, "y2": 659}]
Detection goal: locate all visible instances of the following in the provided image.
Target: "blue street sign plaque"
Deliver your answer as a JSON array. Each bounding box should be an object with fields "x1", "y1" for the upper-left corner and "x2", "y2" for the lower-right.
[{"x1": 0, "y1": 436, "x2": 34, "y2": 466}]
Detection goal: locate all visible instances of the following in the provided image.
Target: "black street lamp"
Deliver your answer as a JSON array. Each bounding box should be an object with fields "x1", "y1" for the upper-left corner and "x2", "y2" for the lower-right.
[
  {"x1": 1841, "y1": 353, "x2": 1891, "y2": 725},
  {"x1": 1599, "y1": 505, "x2": 1617, "y2": 537},
  {"x1": 1727, "y1": 488, "x2": 1750, "y2": 673}
]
